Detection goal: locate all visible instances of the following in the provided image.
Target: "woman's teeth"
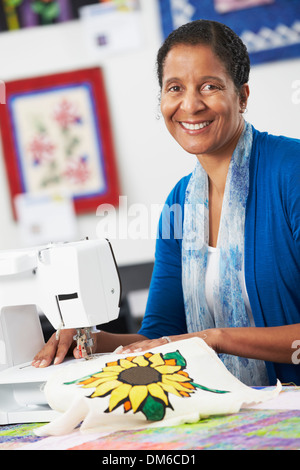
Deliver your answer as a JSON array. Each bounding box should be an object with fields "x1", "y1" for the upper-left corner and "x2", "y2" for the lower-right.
[{"x1": 181, "y1": 121, "x2": 211, "y2": 130}]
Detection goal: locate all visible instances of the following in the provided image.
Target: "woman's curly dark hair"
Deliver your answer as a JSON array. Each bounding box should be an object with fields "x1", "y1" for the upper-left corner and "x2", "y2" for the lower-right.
[{"x1": 157, "y1": 20, "x2": 250, "y2": 92}]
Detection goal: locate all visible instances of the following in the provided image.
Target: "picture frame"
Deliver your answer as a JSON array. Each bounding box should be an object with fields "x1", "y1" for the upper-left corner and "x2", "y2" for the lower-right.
[{"x1": 0, "y1": 67, "x2": 120, "y2": 217}]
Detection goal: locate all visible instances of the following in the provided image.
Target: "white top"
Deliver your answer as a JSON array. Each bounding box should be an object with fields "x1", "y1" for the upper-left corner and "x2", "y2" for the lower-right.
[{"x1": 205, "y1": 246, "x2": 255, "y2": 326}]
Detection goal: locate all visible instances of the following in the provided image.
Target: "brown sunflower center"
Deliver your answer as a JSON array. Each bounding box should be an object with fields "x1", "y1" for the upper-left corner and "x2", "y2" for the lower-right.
[{"x1": 119, "y1": 366, "x2": 161, "y2": 386}]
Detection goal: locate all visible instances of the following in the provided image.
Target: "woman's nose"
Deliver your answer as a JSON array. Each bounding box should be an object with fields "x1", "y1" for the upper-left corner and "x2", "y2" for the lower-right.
[{"x1": 180, "y1": 89, "x2": 206, "y2": 114}]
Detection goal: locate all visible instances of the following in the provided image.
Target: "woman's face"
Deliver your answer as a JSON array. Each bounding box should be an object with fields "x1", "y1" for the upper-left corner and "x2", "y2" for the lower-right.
[{"x1": 160, "y1": 44, "x2": 249, "y2": 160}]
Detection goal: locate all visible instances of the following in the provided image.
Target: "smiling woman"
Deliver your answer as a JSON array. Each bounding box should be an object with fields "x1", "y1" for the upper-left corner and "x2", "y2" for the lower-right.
[{"x1": 32, "y1": 20, "x2": 300, "y2": 388}]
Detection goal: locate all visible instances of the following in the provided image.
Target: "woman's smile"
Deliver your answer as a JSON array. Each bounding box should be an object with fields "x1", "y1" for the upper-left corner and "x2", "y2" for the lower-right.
[{"x1": 179, "y1": 120, "x2": 213, "y2": 132}]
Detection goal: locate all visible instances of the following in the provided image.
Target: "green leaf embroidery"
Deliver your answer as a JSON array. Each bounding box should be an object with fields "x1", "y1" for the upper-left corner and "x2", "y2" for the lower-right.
[{"x1": 141, "y1": 395, "x2": 166, "y2": 421}]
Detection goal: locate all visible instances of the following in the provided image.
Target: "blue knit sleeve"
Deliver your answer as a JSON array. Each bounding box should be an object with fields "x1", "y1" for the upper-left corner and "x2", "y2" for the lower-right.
[{"x1": 138, "y1": 175, "x2": 191, "y2": 339}]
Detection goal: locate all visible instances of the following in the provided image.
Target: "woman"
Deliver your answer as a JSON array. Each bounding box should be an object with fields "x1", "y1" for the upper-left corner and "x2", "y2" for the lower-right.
[{"x1": 32, "y1": 20, "x2": 300, "y2": 386}]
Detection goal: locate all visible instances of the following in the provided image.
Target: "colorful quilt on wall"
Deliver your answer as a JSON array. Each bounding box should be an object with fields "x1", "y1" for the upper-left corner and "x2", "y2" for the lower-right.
[
  {"x1": 0, "y1": 0, "x2": 126, "y2": 31},
  {"x1": 158, "y1": 0, "x2": 300, "y2": 64}
]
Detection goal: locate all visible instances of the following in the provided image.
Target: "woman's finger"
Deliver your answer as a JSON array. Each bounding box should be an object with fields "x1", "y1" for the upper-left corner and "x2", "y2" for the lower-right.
[{"x1": 117, "y1": 337, "x2": 171, "y2": 354}]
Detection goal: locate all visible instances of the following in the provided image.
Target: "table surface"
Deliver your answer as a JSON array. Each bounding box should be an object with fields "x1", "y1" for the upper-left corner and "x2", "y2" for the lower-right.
[{"x1": 1, "y1": 387, "x2": 300, "y2": 450}]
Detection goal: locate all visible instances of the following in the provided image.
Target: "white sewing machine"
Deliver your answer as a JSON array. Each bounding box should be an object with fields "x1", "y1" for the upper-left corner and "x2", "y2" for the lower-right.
[{"x1": 0, "y1": 238, "x2": 121, "y2": 424}]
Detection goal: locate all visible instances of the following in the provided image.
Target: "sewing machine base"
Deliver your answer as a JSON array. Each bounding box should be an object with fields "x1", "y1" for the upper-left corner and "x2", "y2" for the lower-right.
[
  {"x1": 0, "y1": 385, "x2": 59, "y2": 424},
  {"x1": 0, "y1": 395, "x2": 59, "y2": 425},
  {"x1": 0, "y1": 360, "x2": 74, "y2": 424}
]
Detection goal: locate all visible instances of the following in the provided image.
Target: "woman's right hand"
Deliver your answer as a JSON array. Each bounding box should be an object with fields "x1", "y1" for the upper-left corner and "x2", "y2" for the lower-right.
[{"x1": 31, "y1": 328, "x2": 78, "y2": 368}]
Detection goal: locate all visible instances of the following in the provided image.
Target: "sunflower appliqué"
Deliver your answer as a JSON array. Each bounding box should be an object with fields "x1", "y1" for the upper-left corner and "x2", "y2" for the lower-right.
[{"x1": 65, "y1": 350, "x2": 229, "y2": 421}]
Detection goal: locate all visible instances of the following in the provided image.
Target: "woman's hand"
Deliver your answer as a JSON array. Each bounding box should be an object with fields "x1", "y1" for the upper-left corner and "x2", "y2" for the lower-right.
[
  {"x1": 116, "y1": 331, "x2": 217, "y2": 354},
  {"x1": 118, "y1": 336, "x2": 172, "y2": 354},
  {"x1": 31, "y1": 329, "x2": 78, "y2": 368}
]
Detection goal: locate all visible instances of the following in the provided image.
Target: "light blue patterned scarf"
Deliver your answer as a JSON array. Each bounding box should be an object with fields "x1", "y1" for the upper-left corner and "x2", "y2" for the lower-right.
[{"x1": 182, "y1": 121, "x2": 269, "y2": 386}]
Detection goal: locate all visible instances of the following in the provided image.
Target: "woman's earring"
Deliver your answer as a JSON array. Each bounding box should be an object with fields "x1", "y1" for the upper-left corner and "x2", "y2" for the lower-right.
[{"x1": 240, "y1": 103, "x2": 247, "y2": 114}]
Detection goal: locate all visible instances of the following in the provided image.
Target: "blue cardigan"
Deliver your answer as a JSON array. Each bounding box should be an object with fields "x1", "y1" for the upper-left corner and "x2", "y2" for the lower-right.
[{"x1": 139, "y1": 126, "x2": 300, "y2": 385}]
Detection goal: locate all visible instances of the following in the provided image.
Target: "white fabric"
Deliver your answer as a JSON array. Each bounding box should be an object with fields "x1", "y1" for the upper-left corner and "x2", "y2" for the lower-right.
[{"x1": 35, "y1": 338, "x2": 281, "y2": 436}]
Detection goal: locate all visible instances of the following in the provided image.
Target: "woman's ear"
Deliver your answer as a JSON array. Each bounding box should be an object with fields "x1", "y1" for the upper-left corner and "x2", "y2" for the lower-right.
[{"x1": 239, "y1": 83, "x2": 250, "y2": 113}]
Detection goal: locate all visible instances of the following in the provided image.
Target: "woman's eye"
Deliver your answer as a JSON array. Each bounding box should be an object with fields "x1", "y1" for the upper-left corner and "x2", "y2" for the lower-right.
[
  {"x1": 202, "y1": 84, "x2": 219, "y2": 92},
  {"x1": 168, "y1": 85, "x2": 181, "y2": 92}
]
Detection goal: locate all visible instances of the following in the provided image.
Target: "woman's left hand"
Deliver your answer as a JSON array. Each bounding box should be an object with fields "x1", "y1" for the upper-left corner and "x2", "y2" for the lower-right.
[
  {"x1": 116, "y1": 331, "x2": 215, "y2": 354},
  {"x1": 117, "y1": 337, "x2": 173, "y2": 354}
]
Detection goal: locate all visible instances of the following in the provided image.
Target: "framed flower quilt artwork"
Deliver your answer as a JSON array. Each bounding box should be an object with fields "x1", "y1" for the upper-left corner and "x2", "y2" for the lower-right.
[{"x1": 0, "y1": 67, "x2": 119, "y2": 216}]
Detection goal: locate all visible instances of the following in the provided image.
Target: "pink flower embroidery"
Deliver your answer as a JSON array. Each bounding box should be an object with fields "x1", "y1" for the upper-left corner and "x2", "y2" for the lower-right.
[
  {"x1": 28, "y1": 134, "x2": 56, "y2": 165},
  {"x1": 63, "y1": 157, "x2": 90, "y2": 185},
  {"x1": 53, "y1": 98, "x2": 81, "y2": 129}
]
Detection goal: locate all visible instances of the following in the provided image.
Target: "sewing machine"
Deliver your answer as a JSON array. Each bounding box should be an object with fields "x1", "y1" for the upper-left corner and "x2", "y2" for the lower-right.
[{"x1": 0, "y1": 238, "x2": 121, "y2": 424}]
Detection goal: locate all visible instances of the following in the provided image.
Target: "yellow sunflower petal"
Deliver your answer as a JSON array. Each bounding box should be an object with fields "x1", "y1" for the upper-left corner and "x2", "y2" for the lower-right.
[
  {"x1": 91, "y1": 379, "x2": 121, "y2": 398},
  {"x1": 92, "y1": 370, "x2": 122, "y2": 378},
  {"x1": 132, "y1": 356, "x2": 149, "y2": 367},
  {"x1": 162, "y1": 373, "x2": 191, "y2": 382},
  {"x1": 159, "y1": 382, "x2": 182, "y2": 397},
  {"x1": 102, "y1": 365, "x2": 124, "y2": 373},
  {"x1": 119, "y1": 359, "x2": 137, "y2": 369},
  {"x1": 147, "y1": 383, "x2": 169, "y2": 406},
  {"x1": 109, "y1": 383, "x2": 132, "y2": 411},
  {"x1": 162, "y1": 377, "x2": 194, "y2": 393},
  {"x1": 81, "y1": 376, "x2": 118, "y2": 389},
  {"x1": 129, "y1": 385, "x2": 148, "y2": 412},
  {"x1": 155, "y1": 365, "x2": 181, "y2": 375},
  {"x1": 148, "y1": 353, "x2": 165, "y2": 367}
]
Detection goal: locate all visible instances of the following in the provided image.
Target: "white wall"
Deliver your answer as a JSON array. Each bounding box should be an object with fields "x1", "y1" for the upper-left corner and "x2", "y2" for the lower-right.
[
  {"x1": 247, "y1": 58, "x2": 300, "y2": 139},
  {"x1": 0, "y1": 0, "x2": 299, "y2": 266}
]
